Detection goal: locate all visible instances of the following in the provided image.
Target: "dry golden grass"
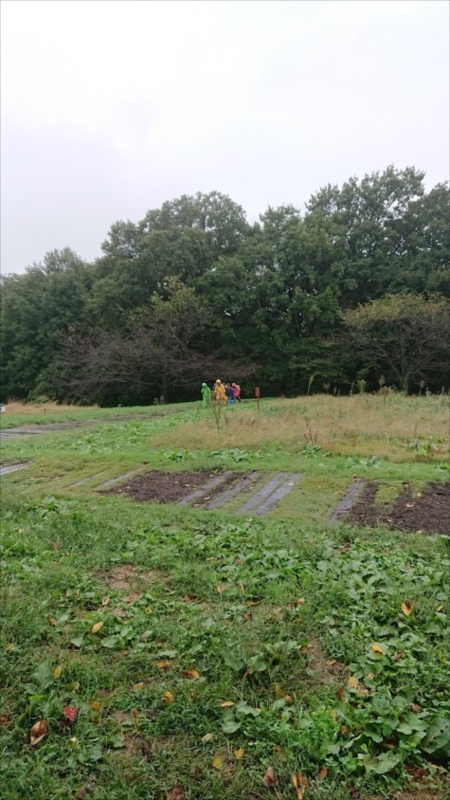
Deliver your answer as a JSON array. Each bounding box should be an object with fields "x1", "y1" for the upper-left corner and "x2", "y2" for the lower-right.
[
  {"x1": 3, "y1": 400, "x2": 99, "y2": 415},
  {"x1": 154, "y1": 394, "x2": 450, "y2": 461}
]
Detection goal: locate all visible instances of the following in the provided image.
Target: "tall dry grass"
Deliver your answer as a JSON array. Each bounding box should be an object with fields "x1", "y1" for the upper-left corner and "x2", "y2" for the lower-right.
[{"x1": 153, "y1": 394, "x2": 450, "y2": 461}]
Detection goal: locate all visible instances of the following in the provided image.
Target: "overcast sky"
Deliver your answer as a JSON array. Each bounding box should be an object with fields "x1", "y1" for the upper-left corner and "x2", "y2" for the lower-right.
[{"x1": 1, "y1": 0, "x2": 449, "y2": 274}]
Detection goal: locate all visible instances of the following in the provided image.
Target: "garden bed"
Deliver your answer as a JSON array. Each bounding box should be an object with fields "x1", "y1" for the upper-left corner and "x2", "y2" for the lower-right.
[{"x1": 347, "y1": 481, "x2": 450, "y2": 535}]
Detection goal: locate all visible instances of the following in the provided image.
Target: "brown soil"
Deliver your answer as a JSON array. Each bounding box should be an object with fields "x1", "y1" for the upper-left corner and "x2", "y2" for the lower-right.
[
  {"x1": 112, "y1": 709, "x2": 134, "y2": 725},
  {"x1": 304, "y1": 638, "x2": 347, "y2": 686},
  {"x1": 347, "y1": 481, "x2": 450, "y2": 536},
  {"x1": 367, "y1": 781, "x2": 449, "y2": 800},
  {"x1": 100, "y1": 564, "x2": 163, "y2": 592},
  {"x1": 117, "y1": 731, "x2": 154, "y2": 762},
  {"x1": 101, "y1": 469, "x2": 241, "y2": 505}
]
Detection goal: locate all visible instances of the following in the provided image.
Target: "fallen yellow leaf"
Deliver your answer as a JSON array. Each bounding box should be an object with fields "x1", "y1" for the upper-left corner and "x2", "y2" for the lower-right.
[
  {"x1": 234, "y1": 748, "x2": 244, "y2": 759},
  {"x1": 90, "y1": 700, "x2": 102, "y2": 712},
  {"x1": 212, "y1": 757, "x2": 222, "y2": 769},
  {"x1": 53, "y1": 666, "x2": 62, "y2": 679},
  {"x1": 132, "y1": 682, "x2": 144, "y2": 691},
  {"x1": 372, "y1": 642, "x2": 384, "y2": 654},
  {"x1": 275, "y1": 684, "x2": 285, "y2": 699},
  {"x1": 163, "y1": 691, "x2": 174, "y2": 704},
  {"x1": 183, "y1": 669, "x2": 200, "y2": 681},
  {"x1": 347, "y1": 675, "x2": 368, "y2": 695},
  {"x1": 202, "y1": 733, "x2": 213, "y2": 743},
  {"x1": 156, "y1": 660, "x2": 173, "y2": 670},
  {"x1": 402, "y1": 600, "x2": 413, "y2": 616},
  {"x1": 30, "y1": 718, "x2": 48, "y2": 746},
  {"x1": 219, "y1": 701, "x2": 235, "y2": 707},
  {"x1": 437, "y1": 605, "x2": 444, "y2": 612},
  {"x1": 91, "y1": 621, "x2": 104, "y2": 634},
  {"x1": 47, "y1": 616, "x2": 57, "y2": 626},
  {"x1": 292, "y1": 772, "x2": 308, "y2": 799}
]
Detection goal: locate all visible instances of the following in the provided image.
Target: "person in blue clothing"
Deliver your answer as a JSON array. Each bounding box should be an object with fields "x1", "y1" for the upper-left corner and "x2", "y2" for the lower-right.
[{"x1": 225, "y1": 383, "x2": 235, "y2": 405}]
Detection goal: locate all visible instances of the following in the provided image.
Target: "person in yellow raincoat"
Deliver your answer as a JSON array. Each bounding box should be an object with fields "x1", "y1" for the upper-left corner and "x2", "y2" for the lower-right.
[{"x1": 214, "y1": 379, "x2": 227, "y2": 404}]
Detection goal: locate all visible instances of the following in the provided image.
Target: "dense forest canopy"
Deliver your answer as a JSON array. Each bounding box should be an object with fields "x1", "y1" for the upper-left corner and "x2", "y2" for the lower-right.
[{"x1": 1, "y1": 166, "x2": 449, "y2": 404}]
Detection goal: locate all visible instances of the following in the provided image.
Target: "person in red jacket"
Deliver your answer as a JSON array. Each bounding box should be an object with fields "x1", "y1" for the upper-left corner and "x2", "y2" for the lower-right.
[{"x1": 231, "y1": 382, "x2": 241, "y2": 403}]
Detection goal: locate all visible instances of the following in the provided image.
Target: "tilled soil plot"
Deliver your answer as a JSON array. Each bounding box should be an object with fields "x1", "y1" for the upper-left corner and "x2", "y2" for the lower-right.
[
  {"x1": 347, "y1": 481, "x2": 450, "y2": 536},
  {"x1": 101, "y1": 469, "x2": 241, "y2": 504}
]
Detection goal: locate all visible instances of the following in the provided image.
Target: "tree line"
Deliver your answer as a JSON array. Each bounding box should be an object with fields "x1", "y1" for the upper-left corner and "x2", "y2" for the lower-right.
[{"x1": 1, "y1": 165, "x2": 449, "y2": 404}]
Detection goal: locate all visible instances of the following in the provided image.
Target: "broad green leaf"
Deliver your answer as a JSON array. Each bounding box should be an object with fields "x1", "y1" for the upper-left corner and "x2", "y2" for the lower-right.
[
  {"x1": 374, "y1": 753, "x2": 401, "y2": 774},
  {"x1": 222, "y1": 718, "x2": 241, "y2": 734},
  {"x1": 423, "y1": 716, "x2": 450, "y2": 757},
  {"x1": 33, "y1": 660, "x2": 54, "y2": 688},
  {"x1": 69, "y1": 635, "x2": 84, "y2": 648},
  {"x1": 101, "y1": 635, "x2": 122, "y2": 648},
  {"x1": 235, "y1": 701, "x2": 261, "y2": 717},
  {"x1": 396, "y1": 722, "x2": 413, "y2": 735}
]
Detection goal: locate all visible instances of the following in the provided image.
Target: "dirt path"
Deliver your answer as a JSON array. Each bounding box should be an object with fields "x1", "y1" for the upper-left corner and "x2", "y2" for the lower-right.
[{"x1": 0, "y1": 409, "x2": 186, "y2": 441}]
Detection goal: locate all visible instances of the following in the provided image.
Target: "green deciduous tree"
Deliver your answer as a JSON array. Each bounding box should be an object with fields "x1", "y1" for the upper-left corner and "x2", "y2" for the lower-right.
[
  {"x1": 305, "y1": 166, "x2": 445, "y2": 306},
  {"x1": 140, "y1": 191, "x2": 251, "y2": 257},
  {"x1": 342, "y1": 293, "x2": 450, "y2": 394},
  {"x1": 0, "y1": 249, "x2": 92, "y2": 400}
]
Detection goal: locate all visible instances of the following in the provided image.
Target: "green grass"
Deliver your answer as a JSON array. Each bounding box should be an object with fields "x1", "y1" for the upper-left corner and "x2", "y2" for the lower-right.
[{"x1": 1, "y1": 397, "x2": 449, "y2": 799}]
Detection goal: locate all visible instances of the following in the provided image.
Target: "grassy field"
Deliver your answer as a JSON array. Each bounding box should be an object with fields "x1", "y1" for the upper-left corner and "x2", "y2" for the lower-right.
[{"x1": 1, "y1": 394, "x2": 449, "y2": 800}]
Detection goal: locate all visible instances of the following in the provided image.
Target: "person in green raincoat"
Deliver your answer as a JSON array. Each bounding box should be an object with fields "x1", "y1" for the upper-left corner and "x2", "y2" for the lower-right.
[{"x1": 201, "y1": 382, "x2": 211, "y2": 407}]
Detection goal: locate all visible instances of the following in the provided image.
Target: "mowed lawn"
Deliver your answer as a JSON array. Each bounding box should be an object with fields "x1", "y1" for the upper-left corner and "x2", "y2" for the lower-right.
[{"x1": 1, "y1": 394, "x2": 449, "y2": 800}]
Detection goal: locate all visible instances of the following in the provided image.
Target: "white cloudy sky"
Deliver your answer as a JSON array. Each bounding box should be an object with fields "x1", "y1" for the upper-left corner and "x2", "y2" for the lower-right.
[{"x1": 1, "y1": 0, "x2": 449, "y2": 274}]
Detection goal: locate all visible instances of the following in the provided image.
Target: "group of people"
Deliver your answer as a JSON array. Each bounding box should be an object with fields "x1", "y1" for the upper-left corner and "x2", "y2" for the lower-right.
[{"x1": 201, "y1": 379, "x2": 241, "y2": 407}]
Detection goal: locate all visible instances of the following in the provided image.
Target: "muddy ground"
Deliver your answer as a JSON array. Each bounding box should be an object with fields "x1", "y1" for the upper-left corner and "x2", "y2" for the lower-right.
[
  {"x1": 101, "y1": 469, "x2": 241, "y2": 505},
  {"x1": 347, "y1": 481, "x2": 450, "y2": 536}
]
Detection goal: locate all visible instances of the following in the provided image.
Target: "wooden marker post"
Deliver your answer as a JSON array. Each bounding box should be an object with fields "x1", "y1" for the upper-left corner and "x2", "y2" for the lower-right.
[{"x1": 255, "y1": 386, "x2": 260, "y2": 410}]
